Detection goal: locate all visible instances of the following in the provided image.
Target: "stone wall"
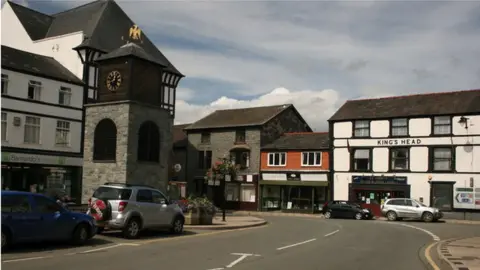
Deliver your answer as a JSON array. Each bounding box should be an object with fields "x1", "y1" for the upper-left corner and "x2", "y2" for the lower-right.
[{"x1": 81, "y1": 101, "x2": 172, "y2": 203}]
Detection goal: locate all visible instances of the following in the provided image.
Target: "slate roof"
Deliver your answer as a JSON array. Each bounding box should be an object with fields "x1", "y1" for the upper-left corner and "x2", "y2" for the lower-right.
[
  {"x1": 96, "y1": 43, "x2": 167, "y2": 66},
  {"x1": 262, "y1": 132, "x2": 330, "y2": 150},
  {"x1": 185, "y1": 104, "x2": 295, "y2": 130},
  {"x1": 1, "y1": 45, "x2": 83, "y2": 85},
  {"x1": 173, "y1": 124, "x2": 190, "y2": 148},
  {"x1": 329, "y1": 89, "x2": 480, "y2": 121},
  {"x1": 7, "y1": 0, "x2": 182, "y2": 76}
]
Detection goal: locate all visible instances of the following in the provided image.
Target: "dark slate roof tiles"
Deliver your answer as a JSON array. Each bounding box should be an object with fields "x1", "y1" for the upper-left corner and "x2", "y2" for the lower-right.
[
  {"x1": 96, "y1": 43, "x2": 167, "y2": 66},
  {"x1": 173, "y1": 124, "x2": 190, "y2": 148},
  {"x1": 8, "y1": 1, "x2": 53, "y2": 40},
  {"x1": 262, "y1": 132, "x2": 330, "y2": 150}
]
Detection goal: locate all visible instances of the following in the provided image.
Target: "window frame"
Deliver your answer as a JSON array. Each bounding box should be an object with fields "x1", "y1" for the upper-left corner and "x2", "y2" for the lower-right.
[
  {"x1": 431, "y1": 147, "x2": 454, "y2": 172},
  {"x1": 28, "y1": 80, "x2": 42, "y2": 101},
  {"x1": 353, "y1": 120, "x2": 370, "y2": 138},
  {"x1": 200, "y1": 132, "x2": 211, "y2": 144},
  {"x1": 59, "y1": 86, "x2": 72, "y2": 106},
  {"x1": 93, "y1": 118, "x2": 117, "y2": 161},
  {"x1": 432, "y1": 116, "x2": 452, "y2": 136},
  {"x1": 390, "y1": 147, "x2": 410, "y2": 171},
  {"x1": 55, "y1": 120, "x2": 71, "y2": 147},
  {"x1": 197, "y1": 150, "x2": 212, "y2": 169},
  {"x1": 230, "y1": 150, "x2": 250, "y2": 168},
  {"x1": 267, "y1": 152, "x2": 286, "y2": 167},
  {"x1": 351, "y1": 148, "x2": 372, "y2": 172},
  {"x1": 24, "y1": 116, "x2": 41, "y2": 144},
  {"x1": 390, "y1": 118, "x2": 408, "y2": 137},
  {"x1": 235, "y1": 129, "x2": 246, "y2": 144},
  {"x1": 1, "y1": 74, "x2": 9, "y2": 95},
  {"x1": 301, "y1": 151, "x2": 322, "y2": 166},
  {"x1": 1, "y1": 112, "x2": 7, "y2": 141}
]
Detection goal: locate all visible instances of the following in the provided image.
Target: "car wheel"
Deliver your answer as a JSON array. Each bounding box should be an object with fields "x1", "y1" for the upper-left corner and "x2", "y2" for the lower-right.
[
  {"x1": 422, "y1": 212, "x2": 434, "y2": 223},
  {"x1": 355, "y1": 213, "x2": 363, "y2": 220},
  {"x1": 170, "y1": 216, "x2": 184, "y2": 234},
  {"x1": 123, "y1": 218, "x2": 141, "y2": 239},
  {"x1": 2, "y1": 228, "x2": 11, "y2": 251},
  {"x1": 324, "y1": 211, "x2": 332, "y2": 219},
  {"x1": 72, "y1": 224, "x2": 89, "y2": 245},
  {"x1": 386, "y1": 211, "x2": 397, "y2": 221}
]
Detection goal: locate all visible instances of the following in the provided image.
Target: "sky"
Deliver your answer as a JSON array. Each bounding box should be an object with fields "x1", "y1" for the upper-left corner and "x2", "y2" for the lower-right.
[{"x1": 5, "y1": 0, "x2": 480, "y2": 131}]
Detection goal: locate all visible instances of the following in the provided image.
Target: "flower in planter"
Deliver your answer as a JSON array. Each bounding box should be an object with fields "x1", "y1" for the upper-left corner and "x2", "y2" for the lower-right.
[{"x1": 186, "y1": 195, "x2": 217, "y2": 215}]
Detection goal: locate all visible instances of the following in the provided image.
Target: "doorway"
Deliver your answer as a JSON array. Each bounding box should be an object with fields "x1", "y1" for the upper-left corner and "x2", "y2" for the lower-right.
[{"x1": 430, "y1": 182, "x2": 454, "y2": 211}]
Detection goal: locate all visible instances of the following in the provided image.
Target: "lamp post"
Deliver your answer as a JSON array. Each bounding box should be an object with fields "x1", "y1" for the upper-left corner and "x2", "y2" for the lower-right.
[{"x1": 207, "y1": 173, "x2": 227, "y2": 222}]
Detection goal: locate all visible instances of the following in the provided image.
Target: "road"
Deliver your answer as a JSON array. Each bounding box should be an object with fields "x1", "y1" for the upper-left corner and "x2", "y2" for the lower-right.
[{"x1": 3, "y1": 216, "x2": 480, "y2": 270}]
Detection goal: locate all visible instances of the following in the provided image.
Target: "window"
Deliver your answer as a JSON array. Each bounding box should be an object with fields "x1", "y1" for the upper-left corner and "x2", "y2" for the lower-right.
[
  {"x1": 432, "y1": 147, "x2": 453, "y2": 171},
  {"x1": 1, "y1": 112, "x2": 7, "y2": 141},
  {"x1": 302, "y1": 152, "x2": 322, "y2": 166},
  {"x1": 33, "y1": 196, "x2": 63, "y2": 213},
  {"x1": 1, "y1": 195, "x2": 31, "y2": 213},
  {"x1": 198, "y1": 150, "x2": 212, "y2": 169},
  {"x1": 28, "y1": 80, "x2": 42, "y2": 100},
  {"x1": 24, "y1": 116, "x2": 41, "y2": 144},
  {"x1": 390, "y1": 148, "x2": 409, "y2": 170},
  {"x1": 59, "y1": 87, "x2": 72, "y2": 106},
  {"x1": 1, "y1": 74, "x2": 8, "y2": 94},
  {"x1": 354, "y1": 120, "x2": 370, "y2": 137},
  {"x1": 93, "y1": 187, "x2": 132, "y2": 200},
  {"x1": 137, "y1": 121, "x2": 160, "y2": 162},
  {"x1": 433, "y1": 116, "x2": 451, "y2": 135},
  {"x1": 267, "y1": 152, "x2": 286, "y2": 166},
  {"x1": 352, "y1": 149, "x2": 371, "y2": 171},
  {"x1": 231, "y1": 150, "x2": 250, "y2": 168},
  {"x1": 151, "y1": 190, "x2": 167, "y2": 204},
  {"x1": 55, "y1": 120, "x2": 70, "y2": 146},
  {"x1": 235, "y1": 129, "x2": 246, "y2": 143},
  {"x1": 391, "y1": 118, "x2": 408, "y2": 136},
  {"x1": 201, "y1": 132, "x2": 210, "y2": 144},
  {"x1": 136, "y1": 190, "x2": 153, "y2": 203},
  {"x1": 93, "y1": 118, "x2": 117, "y2": 161},
  {"x1": 240, "y1": 185, "x2": 256, "y2": 202},
  {"x1": 226, "y1": 183, "x2": 240, "y2": 201},
  {"x1": 386, "y1": 199, "x2": 405, "y2": 206}
]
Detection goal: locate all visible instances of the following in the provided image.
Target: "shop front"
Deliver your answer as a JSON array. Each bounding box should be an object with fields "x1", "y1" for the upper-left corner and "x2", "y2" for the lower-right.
[
  {"x1": 259, "y1": 173, "x2": 329, "y2": 214},
  {"x1": 1, "y1": 152, "x2": 83, "y2": 203}
]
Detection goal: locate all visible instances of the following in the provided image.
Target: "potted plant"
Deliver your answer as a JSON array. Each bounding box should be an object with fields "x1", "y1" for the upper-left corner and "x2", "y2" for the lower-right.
[{"x1": 184, "y1": 196, "x2": 217, "y2": 225}]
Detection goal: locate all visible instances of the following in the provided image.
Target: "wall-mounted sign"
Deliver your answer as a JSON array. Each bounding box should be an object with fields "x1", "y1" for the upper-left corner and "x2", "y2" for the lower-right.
[
  {"x1": 377, "y1": 139, "x2": 422, "y2": 146},
  {"x1": 352, "y1": 175, "x2": 407, "y2": 185},
  {"x1": 287, "y1": 173, "x2": 301, "y2": 181},
  {"x1": 453, "y1": 187, "x2": 480, "y2": 210},
  {"x1": 1, "y1": 152, "x2": 82, "y2": 167}
]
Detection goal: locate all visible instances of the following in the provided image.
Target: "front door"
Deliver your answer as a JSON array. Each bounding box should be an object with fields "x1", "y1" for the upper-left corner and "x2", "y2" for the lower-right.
[{"x1": 430, "y1": 182, "x2": 454, "y2": 211}]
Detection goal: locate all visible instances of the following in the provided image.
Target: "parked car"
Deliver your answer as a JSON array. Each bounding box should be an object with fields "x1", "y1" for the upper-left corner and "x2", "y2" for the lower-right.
[
  {"x1": 1, "y1": 191, "x2": 97, "y2": 251},
  {"x1": 322, "y1": 201, "x2": 373, "y2": 220},
  {"x1": 381, "y1": 198, "x2": 443, "y2": 222},
  {"x1": 87, "y1": 183, "x2": 185, "y2": 239}
]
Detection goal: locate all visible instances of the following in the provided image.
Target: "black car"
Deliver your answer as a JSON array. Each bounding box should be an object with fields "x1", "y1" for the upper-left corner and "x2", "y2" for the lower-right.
[{"x1": 322, "y1": 201, "x2": 373, "y2": 220}]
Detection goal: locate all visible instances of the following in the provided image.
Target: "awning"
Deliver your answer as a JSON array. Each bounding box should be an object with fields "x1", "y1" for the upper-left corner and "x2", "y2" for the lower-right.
[{"x1": 259, "y1": 180, "x2": 328, "y2": 187}]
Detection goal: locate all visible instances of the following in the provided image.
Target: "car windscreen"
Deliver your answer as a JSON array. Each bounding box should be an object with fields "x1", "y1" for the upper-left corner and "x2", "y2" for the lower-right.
[{"x1": 93, "y1": 187, "x2": 132, "y2": 200}]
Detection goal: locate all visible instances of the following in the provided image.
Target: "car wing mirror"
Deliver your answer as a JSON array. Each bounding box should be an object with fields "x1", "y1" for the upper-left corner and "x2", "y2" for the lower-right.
[{"x1": 415, "y1": 205, "x2": 420, "y2": 208}]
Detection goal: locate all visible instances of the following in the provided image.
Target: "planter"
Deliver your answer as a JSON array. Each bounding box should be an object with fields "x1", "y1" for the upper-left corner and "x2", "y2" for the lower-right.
[
  {"x1": 184, "y1": 209, "x2": 200, "y2": 225},
  {"x1": 200, "y1": 211, "x2": 213, "y2": 225}
]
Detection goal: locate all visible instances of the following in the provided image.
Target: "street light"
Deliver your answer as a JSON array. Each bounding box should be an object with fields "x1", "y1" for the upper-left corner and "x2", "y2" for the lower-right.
[{"x1": 207, "y1": 173, "x2": 227, "y2": 222}]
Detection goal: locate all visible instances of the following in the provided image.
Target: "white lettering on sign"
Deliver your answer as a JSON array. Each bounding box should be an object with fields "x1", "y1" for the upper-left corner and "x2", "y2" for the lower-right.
[{"x1": 377, "y1": 139, "x2": 422, "y2": 146}]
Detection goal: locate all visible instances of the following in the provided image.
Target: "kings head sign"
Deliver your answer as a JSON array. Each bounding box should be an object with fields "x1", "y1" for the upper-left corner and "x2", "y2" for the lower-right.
[{"x1": 377, "y1": 139, "x2": 422, "y2": 146}]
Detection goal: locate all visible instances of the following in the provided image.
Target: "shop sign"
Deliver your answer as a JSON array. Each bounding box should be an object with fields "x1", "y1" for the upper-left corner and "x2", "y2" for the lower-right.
[
  {"x1": 287, "y1": 173, "x2": 301, "y2": 181},
  {"x1": 377, "y1": 139, "x2": 422, "y2": 146},
  {"x1": 1, "y1": 152, "x2": 82, "y2": 166},
  {"x1": 453, "y1": 187, "x2": 480, "y2": 210},
  {"x1": 352, "y1": 175, "x2": 407, "y2": 185}
]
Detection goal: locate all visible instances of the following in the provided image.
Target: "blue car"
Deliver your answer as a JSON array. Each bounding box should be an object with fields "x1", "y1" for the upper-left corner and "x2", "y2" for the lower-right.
[{"x1": 1, "y1": 191, "x2": 97, "y2": 250}]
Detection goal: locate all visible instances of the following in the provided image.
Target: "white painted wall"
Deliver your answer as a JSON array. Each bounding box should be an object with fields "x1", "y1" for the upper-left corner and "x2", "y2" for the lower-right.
[
  {"x1": 370, "y1": 120, "x2": 389, "y2": 138},
  {"x1": 1, "y1": 2, "x2": 33, "y2": 53},
  {"x1": 1, "y1": 70, "x2": 83, "y2": 153},
  {"x1": 372, "y1": 148, "x2": 388, "y2": 172},
  {"x1": 453, "y1": 116, "x2": 480, "y2": 136},
  {"x1": 333, "y1": 121, "x2": 352, "y2": 138},
  {"x1": 409, "y1": 118, "x2": 431, "y2": 136}
]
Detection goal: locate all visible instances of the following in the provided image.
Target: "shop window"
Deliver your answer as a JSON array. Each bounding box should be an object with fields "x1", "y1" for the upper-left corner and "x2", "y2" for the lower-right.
[
  {"x1": 1, "y1": 112, "x2": 7, "y2": 141},
  {"x1": 352, "y1": 149, "x2": 371, "y2": 171},
  {"x1": 201, "y1": 132, "x2": 210, "y2": 144},
  {"x1": 24, "y1": 116, "x2": 41, "y2": 144},
  {"x1": 59, "y1": 86, "x2": 72, "y2": 106},
  {"x1": 267, "y1": 152, "x2": 286, "y2": 166},
  {"x1": 284, "y1": 186, "x2": 312, "y2": 210},
  {"x1": 231, "y1": 150, "x2": 249, "y2": 168},
  {"x1": 302, "y1": 152, "x2": 322, "y2": 166},
  {"x1": 354, "y1": 120, "x2": 370, "y2": 137},
  {"x1": 55, "y1": 120, "x2": 70, "y2": 147},
  {"x1": 262, "y1": 186, "x2": 281, "y2": 209},
  {"x1": 235, "y1": 129, "x2": 246, "y2": 144},
  {"x1": 390, "y1": 148, "x2": 409, "y2": 171},
  {"x1": 28, "y1": 80, "x2": 42, "y2": 100},
  {"x1": 391, "y1": 118, "x2": 408, "y2": 136},
  {"x1": 433, "y1": 116, "x2": 451, "y2": 135},
  {"x1": 1, "y1": 74, "x2": 8, "y2": 95},
  {"x1": 198, "y1": 150, "x2": 212, "y2": 169},
  {"x1": 240, "y1": 184, "x2": 255, "y2": 202},
  {"x1": 225, "y1": 183, "x2": 240, "y2": 201},
  {"x1": 93, "y1": 118, "x2": 117, "y2": 161},
  {"x1": 432, "y1": 147, "x2": 453, "y2": 171},
  {"x1": 137, "y1": 121, "x2": 160, "y2": 162}
]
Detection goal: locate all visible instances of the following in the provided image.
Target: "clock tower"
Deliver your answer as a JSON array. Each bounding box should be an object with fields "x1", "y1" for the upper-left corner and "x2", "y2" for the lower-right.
[{"x1": 81, "y1": 42, "x2": 184, "y2": 203}]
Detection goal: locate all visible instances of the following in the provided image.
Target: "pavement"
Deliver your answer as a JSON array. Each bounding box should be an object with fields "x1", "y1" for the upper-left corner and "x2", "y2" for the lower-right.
[
  {"x1": 3, "y1": 215, "x2": 480, "y2": 270},
  {"x1": 184, "y1": 216, "x2": 267, "y2": 230},
  {"x1": 437, "y1": 237, "x2": 480, "y2": 270}
]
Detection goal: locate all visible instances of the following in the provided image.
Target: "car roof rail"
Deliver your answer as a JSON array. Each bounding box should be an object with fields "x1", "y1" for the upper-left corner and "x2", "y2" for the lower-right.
[{"x1": 103, "y1": 182, "x2": 155, "y2": 189}]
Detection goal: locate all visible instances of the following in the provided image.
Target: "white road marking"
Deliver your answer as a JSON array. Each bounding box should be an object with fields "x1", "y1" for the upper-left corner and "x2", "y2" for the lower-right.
[
  {"x1": 65, "y1": 243, "x2": 139, "y2": 255},
  {"x1": 3, "y1": 256, "x2": 52, "y2": 263},
  {"x1": 226, "y1": 253, "x2": 260, "y2": 268},
  {"x1": 395, "y1": 223, "x2": 441, "y2": 241},
  {"x1": 324, "y1": 230, "x2": 340, "y2": 237},
  {"x1": 207, "y1": 268, "x2": 224, "y2": 270},
  {"x1": 276, "y1": 238, "x2": 316, "y2": 250}
]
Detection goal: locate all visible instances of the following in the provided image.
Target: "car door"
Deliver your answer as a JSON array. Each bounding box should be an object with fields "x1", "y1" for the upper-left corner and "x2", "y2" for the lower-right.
[
  {"x1": 135, "y1": 189, "x2": 156, "y2": 227},
  {"x1": 329, "y1": 204, "x2": 343, "y2": 218},
  {"x1": 1, "y1": 194, "x2": 41, "y2": 242},
  {"x1": 403, "y1": 199, "x2": 419, "y2": 218},
  {"x1": 31, "y1": 195, "x2": 72, "y2": 240},
  {"x1": 151, "y1": 190, "x2": 172, "y2": 226},
  {"x1": 340, "y1": 204, "x2": 355, "y2": 218}
]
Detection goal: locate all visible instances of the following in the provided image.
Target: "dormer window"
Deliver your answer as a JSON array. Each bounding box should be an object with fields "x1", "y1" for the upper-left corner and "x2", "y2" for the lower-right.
[{"x1": 353, "y1": 120, "x2": 370, "y2": 137}]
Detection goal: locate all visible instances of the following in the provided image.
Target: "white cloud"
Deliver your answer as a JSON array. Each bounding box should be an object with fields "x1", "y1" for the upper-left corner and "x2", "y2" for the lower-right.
[{"x1": 175, "y1": 87, "x2": 344, "y2": 131}]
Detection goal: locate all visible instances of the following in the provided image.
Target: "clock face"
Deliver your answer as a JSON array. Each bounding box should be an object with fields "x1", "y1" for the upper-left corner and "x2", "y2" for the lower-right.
[{"x1": 106, "y1": 70, "x2": 122, "y2": 91}]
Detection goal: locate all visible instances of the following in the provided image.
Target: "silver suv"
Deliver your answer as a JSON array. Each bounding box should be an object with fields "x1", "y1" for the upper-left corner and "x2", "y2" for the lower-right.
[
  {"x1": 381, "y1": 198, "x2": 443, "y2": 222},
  {"x1": 87, "y1": 183, "x2": 185, "y2": 239}
]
